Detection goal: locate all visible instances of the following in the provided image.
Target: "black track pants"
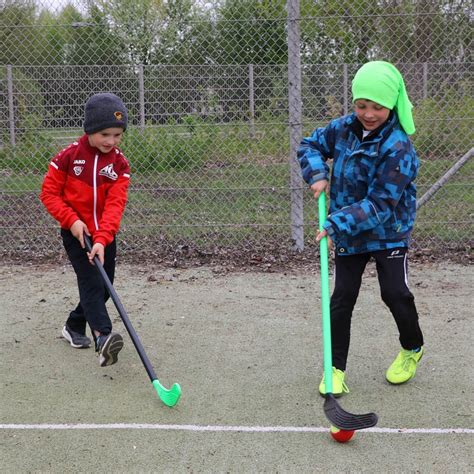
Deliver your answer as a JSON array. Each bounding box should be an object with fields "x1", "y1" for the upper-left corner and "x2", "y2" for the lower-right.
[
  {"x1": 61, "y1": 229, "x2": 116, "y2": 335},
  {"x1": 330, "y1": 248, "x2": 424, "y2": 371}
]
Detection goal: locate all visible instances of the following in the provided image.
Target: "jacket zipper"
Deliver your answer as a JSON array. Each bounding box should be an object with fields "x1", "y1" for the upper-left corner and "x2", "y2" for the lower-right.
[
  {"x1": 340, "y1": 139, "x2": 359, "y2": 204},
  {"x1": 93, "y1": 153, "x2": 99, "y2": 230},
  {"x1": 368, "y1": 199, "x2": 382, "y2": 223}
]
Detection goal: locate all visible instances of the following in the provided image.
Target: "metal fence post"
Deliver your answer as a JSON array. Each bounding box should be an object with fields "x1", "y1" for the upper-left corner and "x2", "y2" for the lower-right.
[
  {"x1": 422, "y1": 62, "x2": 428, "y2": 100},
  {"x1": 417, "y1": 148, "x2": 473, "y2": 210},
  {"x1": 343, "y1": 63, "x2": 349, "y2": 115},
  {"x1": 138, "y1": 64, "x2": 145, "y2": 131},
  {"x1": 287, "y1": 0, "x2": 304, "y2": 251},
  {"x1": 7, "y1": 65, "x2": 16, "y2": 147},
  {"x1": 248, "y1": 64, "x2": 255, "y2": 139}
]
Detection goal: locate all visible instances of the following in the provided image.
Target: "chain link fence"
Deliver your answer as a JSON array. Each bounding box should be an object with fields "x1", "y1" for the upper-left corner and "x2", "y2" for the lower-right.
[{"x1": 1, "y1": 0, "x2": 473, "y2": 263}]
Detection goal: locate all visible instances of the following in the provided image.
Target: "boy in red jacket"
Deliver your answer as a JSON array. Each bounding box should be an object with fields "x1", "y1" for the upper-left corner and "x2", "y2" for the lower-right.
[{"x1": 40, "y1": 93, "x2": 130, "y2": 367}]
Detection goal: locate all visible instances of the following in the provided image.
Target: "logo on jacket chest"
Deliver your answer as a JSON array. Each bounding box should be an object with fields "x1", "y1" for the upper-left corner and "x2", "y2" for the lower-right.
[
  {"x1": 73, "y1": 159, "x2": 86, "y2": 176},
  {"x1": 99, "y1": 163, "x2": 118, "y2": 180}
]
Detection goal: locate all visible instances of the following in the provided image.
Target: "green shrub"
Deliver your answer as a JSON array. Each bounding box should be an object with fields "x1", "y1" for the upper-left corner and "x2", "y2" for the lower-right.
[
  {"x1": 0, "y1": 129, "x2": 57, "y2": 172},
  {"x1": 121, "y1": 116, "x2": 218, "y2": 172},
  {"x1": 413, "y1": 88, "x2": 474, "y2": 158}
]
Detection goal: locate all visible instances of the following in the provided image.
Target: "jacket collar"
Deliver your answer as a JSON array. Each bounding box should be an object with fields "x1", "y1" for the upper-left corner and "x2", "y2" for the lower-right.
[
  {"x1": 79, "y1": 134, "x2": 98, "y2": 154},
  {"x1": 345, "y1": 111, "x2": 397, "y2": 143},
  {"x1": 78, "y1": 133, "x2": 116, "y2": 157}
]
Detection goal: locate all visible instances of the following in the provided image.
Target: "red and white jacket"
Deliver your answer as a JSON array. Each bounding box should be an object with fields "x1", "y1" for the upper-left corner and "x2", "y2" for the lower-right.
[{"x1": 40, "y1": 134, "x2": 130, "y2": 247}]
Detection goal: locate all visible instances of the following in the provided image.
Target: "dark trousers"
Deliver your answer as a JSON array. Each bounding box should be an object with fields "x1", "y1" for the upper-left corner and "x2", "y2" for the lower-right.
[
  {"x1": 61, "y1": 229, "x2": 116, "y2": 335},
  {"x1": 330, "y1": 248, "x2": 424, "y2": 371}
]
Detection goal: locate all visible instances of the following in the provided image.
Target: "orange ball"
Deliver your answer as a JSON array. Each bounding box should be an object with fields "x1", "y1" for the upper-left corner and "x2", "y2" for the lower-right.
[{"x1": 330, "y1": 425, "x2": 355, "y2": 443}]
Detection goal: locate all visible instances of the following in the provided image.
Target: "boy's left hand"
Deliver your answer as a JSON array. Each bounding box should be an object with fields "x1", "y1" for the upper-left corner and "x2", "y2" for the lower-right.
[
  {"x1": 87, "y1": 242, "x2": 105, "y2": 265},
  {"x1": 316, "y1": 229, "x2": 333, "y2": 249}
]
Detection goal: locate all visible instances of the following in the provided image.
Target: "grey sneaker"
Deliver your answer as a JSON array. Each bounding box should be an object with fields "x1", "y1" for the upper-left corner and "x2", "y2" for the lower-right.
[
  {"x1": 96, "y1": 333, "x2": 123, "y2": 367},
  {"x1": 62, "y1": 325, "x2": 91, "y2": 349}
]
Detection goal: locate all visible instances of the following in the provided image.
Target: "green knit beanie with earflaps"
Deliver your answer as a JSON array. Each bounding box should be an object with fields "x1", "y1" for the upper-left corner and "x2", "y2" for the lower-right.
[{"x1": 351, "y1": 61, "x2": 415, "y2": 135}]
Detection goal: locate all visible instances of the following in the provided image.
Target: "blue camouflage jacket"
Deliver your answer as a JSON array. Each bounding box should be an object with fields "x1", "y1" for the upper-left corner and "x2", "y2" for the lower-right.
[{"x1": 297, "y1": 112, "x2": 418, "y2": 255}]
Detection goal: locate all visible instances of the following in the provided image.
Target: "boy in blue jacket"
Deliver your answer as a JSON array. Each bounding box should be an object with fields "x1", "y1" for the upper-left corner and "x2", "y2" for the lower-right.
[{"x1": 298, "y1": 61, "x2": 424, "y2": 396}]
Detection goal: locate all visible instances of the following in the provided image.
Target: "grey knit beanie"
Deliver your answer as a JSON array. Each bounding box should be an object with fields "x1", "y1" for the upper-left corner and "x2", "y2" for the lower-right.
[{"x1": 84, "y1": 93, "x2": 128, "y2": 134}]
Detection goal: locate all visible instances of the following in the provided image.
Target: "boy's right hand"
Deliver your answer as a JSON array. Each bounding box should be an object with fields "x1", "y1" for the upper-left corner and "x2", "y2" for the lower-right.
[
  {"x1": 88, "y1": 242, "x2": 105, "y2": 265},
  {"x1": 70, "y1": 220, "x2": 90, "y2": 248},
  {"x1": 310, "y1": 179, "x2": 329, "y2": 199}
]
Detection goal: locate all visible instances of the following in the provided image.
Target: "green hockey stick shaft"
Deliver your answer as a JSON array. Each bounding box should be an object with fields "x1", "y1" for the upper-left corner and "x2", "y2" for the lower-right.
[{"x1": 318, "y1": 192, "x2": 333, "y2": 394}]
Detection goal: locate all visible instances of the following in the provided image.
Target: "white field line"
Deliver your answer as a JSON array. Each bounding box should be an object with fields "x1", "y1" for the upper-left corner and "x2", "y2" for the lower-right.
[{"x1": 0, "y1": 424, "x2": 473, "y2": 434}]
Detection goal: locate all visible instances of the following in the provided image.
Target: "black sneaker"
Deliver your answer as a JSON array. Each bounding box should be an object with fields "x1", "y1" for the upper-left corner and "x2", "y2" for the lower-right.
[
  {"x1": 62, "y1": 325, "x2": 91, "y2": 349},
  {"x1": 96, "y1": 333, "x2": 124, "y2": 367}
]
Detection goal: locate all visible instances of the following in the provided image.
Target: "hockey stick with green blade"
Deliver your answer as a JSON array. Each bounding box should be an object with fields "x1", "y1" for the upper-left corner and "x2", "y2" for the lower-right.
[{"x1": 85, "y1": 235, "x2": 181, "y2": 407}]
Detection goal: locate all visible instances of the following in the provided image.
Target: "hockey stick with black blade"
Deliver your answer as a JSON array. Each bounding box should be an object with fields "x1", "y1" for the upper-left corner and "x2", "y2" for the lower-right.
[
  {"x1": 318, "y1": 193, "x2": 378, "y2": 430},
  {"x1": 84, "y1": 235, "x2": 181, "y2": 407}
]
